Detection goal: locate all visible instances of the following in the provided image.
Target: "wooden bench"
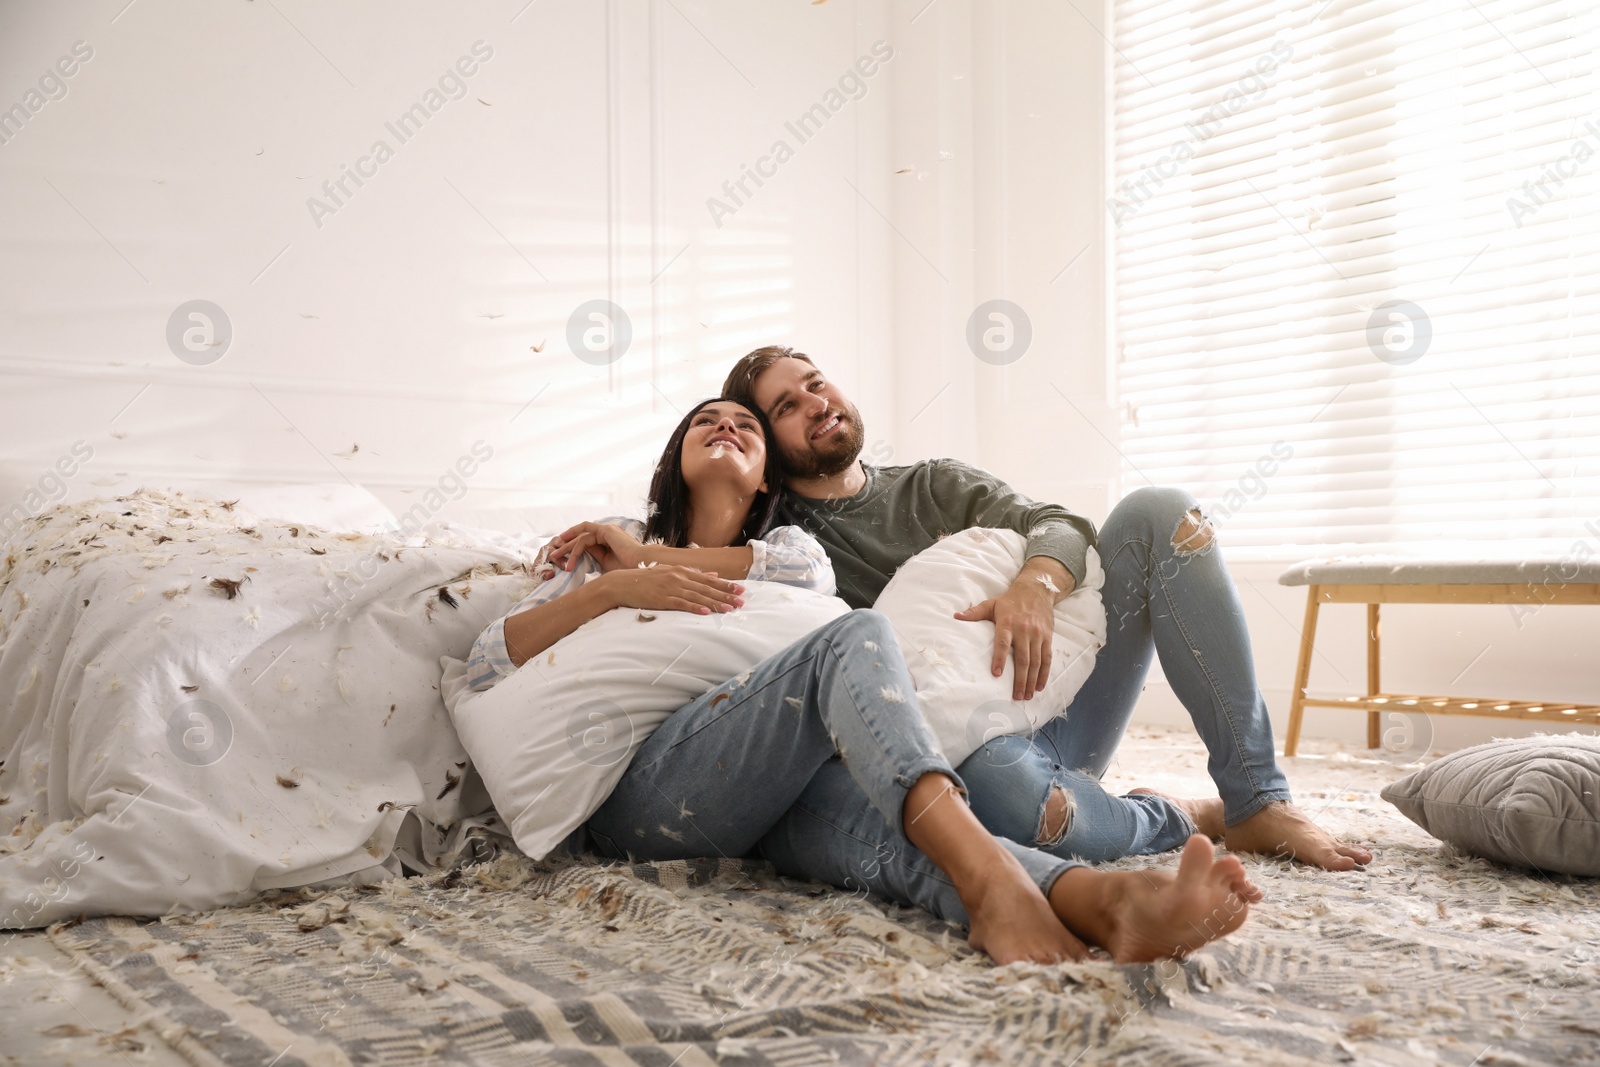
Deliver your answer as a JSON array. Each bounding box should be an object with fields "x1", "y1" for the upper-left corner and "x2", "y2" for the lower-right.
[{"x1": 1277, "y1": 557, "x2": 1600, "y2": 757}]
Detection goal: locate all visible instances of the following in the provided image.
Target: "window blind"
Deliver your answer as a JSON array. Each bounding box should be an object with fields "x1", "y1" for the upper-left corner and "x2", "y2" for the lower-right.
[{"x1": 1110, "y1": 0, "x2": 1600, "y2": 560}]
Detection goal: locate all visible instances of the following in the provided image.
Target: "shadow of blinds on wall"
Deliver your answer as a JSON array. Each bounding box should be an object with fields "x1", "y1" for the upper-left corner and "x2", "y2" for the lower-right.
[{"x1": 1110, "y1": 0, "x2": 1600, "y2": 561}]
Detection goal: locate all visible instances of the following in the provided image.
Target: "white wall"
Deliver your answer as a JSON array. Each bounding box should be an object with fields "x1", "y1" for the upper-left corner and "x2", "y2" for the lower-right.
[
  {"x1": 882, "y1": 0, "x2": 1115, "y2": 522},
  {"x1": 0, "y1": 0, "x2": 898, "y2": 528}
]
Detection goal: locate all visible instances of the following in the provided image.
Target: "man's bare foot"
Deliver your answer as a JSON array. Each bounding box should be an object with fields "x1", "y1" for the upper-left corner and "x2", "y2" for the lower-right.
[
  {"x1": 1129, "y1": 787, "x2": 1225, "y2": 840},
  {"x1": 1223, "y1": 800, "x2": 1374, "y2": 871},
  {"x1": 1049, "y1": 835, "x2": 1263, "y2": 963},
  {"x1": 962, "y1": 849, "x2": 1090, "y2": 965}
]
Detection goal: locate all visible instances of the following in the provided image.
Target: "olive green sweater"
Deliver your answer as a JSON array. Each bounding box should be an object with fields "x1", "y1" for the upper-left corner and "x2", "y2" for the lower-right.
[{"x1": 775, "y1": 459, "x2": 1099, "y2": 610}]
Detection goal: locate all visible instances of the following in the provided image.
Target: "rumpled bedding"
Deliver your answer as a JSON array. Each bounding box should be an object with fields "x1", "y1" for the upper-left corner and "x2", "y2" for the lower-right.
[{"x1": 0, "y1": 490, "x2": 538, "y2": 929}]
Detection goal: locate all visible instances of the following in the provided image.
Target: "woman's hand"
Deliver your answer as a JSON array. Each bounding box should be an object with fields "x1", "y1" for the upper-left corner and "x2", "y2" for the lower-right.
[
  {"x1": 598, "y1": 565, "x2": 745, "y2": 615},
  {"x1": 547, "y1": 521, "x2": 648, "y2": 573}
]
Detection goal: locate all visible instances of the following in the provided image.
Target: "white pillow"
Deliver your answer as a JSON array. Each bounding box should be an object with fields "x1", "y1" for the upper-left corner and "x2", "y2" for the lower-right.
[
  {"x1": 873, "y1": 529, "x2": 1106, "y2": 766},
  {"x1": 446, "y1": 582, "x2": 850, "y2": 859}
]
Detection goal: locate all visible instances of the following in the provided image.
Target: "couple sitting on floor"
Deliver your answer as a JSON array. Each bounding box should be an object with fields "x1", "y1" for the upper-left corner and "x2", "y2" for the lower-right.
[{"x1": 463, "y1": 346, "x2": 1372, "y2": 966}]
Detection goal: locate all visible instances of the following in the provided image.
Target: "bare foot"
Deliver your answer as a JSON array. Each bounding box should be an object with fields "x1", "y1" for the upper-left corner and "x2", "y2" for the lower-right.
[
  {"x1": 1129, "y1": 787, "x2": 1225, "y2": 840},
  {"x1": 1050, "y1": 835, "x2": 1263, "y2": 963},
  {"x1": 1223, "y1": 800, "x2": 1374, "y2": 871},
  {"x1": 963, "y1": 850, "x2": 1090, "y2": 965},
  {"x1": 899, "y1": 771, "x2": 1091, "y2": 966}
]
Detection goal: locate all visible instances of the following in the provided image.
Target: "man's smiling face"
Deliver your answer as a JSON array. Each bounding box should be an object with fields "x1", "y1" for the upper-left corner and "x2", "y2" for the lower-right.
[{"x1": 749, "y1": 356, "x2": 867, "y2": 479}]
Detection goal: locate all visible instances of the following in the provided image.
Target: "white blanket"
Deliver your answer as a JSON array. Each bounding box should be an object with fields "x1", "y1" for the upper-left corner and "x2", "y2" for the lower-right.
[{"x1": 0, "y1": 491, "x2": 538, "y2": 928}]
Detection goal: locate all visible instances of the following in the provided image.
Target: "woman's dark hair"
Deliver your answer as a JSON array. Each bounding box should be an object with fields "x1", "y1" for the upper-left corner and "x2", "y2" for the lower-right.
[{"x1": 643, "y1": 397, "x2": 784, "y2": 548}]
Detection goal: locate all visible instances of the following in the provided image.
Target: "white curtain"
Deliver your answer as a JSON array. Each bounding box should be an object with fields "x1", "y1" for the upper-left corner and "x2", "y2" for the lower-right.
[{"x1": 1110, "y1": 0, "x2": 1600, "y2": 559}]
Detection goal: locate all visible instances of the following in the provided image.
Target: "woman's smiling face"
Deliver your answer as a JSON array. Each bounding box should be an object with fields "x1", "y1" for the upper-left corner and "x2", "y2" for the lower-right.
[{"x1": 679, "y1": 401, "x2": 769, "y2": 496}]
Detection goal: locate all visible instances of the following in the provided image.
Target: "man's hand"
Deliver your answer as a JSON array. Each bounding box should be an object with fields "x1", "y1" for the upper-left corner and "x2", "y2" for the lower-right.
[
  {"x1": 546, "y1": 521, "x2": 647, "y2": 573},
  {"x1": 955, "y1": 556, "x2": 1075, "y2": 701}
]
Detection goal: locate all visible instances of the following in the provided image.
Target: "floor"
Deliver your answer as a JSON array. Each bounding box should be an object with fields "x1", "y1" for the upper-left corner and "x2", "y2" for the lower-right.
[{"x1": 0, "y1": 726, "x2": 1444, "y2": 1066}]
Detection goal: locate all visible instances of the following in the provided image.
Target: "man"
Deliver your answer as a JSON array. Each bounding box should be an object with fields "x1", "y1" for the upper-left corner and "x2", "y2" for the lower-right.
[{"x1": 723, "y1": 346, "x2": 1373, "y2": 872}]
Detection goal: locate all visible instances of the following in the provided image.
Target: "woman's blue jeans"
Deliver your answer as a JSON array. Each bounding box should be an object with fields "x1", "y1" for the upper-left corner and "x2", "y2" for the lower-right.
[
  {"x1": 957, "y1": 485, "x2": 1293, "y2": 861},
  {"x1": 586, "y1": 610, "x2": 1078, "y2": 927}
]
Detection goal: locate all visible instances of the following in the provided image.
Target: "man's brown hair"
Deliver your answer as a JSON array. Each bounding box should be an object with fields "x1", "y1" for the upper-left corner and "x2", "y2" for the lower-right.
[{"x1": 721, "y1": 345, "x2": 815, "y2": 410}]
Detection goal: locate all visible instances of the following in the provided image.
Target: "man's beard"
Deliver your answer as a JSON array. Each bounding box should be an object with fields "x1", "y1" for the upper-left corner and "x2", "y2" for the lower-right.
[{"x1": 784, "y1": 403, "x2": 866, "y2": 479}]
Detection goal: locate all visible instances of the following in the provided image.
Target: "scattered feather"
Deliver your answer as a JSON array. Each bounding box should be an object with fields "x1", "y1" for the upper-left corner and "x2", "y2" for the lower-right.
[{"x1": 209, "y1": 576, "x2": 248, "y2": 599}]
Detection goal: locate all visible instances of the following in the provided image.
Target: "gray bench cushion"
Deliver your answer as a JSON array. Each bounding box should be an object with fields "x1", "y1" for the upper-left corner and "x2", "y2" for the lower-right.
[{"x1": 1278, "y1": 556, "x2": 1600, "y2": 586}]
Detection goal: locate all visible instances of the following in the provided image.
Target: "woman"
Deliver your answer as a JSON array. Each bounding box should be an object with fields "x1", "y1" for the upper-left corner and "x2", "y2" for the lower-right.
[{"x1": 467, "y1": 398, "x2": 1261, "y2": 965}]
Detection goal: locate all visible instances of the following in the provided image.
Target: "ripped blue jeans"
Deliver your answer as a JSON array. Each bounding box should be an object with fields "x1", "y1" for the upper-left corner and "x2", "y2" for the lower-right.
[
  {"x1": 586, "y1": 609, "x2": 1081, "y2": 926},
  {"x1": 957, "y1": 485, "x2": 1293, "y2": 861}
]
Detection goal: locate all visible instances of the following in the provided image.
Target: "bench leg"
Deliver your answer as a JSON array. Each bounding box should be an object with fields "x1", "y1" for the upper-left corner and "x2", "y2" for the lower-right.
[
  {"x1": 1285, "y1": 585, "x2": 1320, "y2": 757},
  {"x1": 1367, "y1": 602, "x2": 1381, "y2": 749}
]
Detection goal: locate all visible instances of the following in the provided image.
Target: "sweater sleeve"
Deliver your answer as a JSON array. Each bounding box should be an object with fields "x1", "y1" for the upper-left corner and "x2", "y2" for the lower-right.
[
  {"x1": 463, "y1": 572, "x2": 569, "y2": 692},
  {"x1": 745, "y1": 525, "x2": 837, "y2": 596},
  {"x1": 928, "y1": 459, "x2": 1099, "y2": 589},
  {"x1": 463, "y1": 516, "x2": 641, "y2": 692}
]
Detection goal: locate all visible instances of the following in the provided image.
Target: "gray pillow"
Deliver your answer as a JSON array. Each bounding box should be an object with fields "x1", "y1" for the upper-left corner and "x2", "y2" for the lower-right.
[{"x1": 1381, "y1": 734, "x2": 1600, "y2": 876}]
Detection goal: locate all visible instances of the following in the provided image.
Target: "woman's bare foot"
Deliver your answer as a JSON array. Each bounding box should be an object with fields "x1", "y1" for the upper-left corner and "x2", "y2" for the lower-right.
[
  {"x1": 1223, "y1": 800, "x2": 1373, "y2": 871},
  {"x1": 1049, "y1": 835, "x2": 1263, "y2": 963},
  {"x1": 1129, "y1": 787, "x2": 1225, "y2": 839},
  {"x1": 898, "y1": 772, "x2": 1088, "y2": 965},
  {"x1": 963, "y1": 849, "x2": 1090, "y2": 965}
]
